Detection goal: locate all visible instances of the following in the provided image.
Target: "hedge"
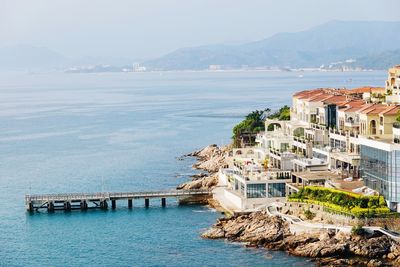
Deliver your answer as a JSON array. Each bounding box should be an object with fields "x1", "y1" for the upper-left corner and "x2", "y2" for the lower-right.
[{"x1": 288, "y1": 186, "x2": 392, "y2": 218}]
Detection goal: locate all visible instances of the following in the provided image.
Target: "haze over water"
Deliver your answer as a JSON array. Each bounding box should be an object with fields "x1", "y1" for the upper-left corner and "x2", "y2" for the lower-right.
[{"x1": 0, "y1": 71, "x2": 385, "y2": 266}]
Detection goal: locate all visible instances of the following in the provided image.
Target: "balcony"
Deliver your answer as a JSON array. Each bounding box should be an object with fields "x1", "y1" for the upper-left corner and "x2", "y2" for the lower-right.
[
  {"x1": 331, "y1": 147, "x2": 347, "y2": 153},
  {"x1": 293, "y1": 136, "x2": 307, "y2": 143},
  {"x1": 255, "y1": 132, "x2": 265, "y2": 143},
  {"x1": 329, "y1": 129, "x2": 358, "y2": 138},
  {"x1": 269, "y1": 149, "x2": 282, "y2": 157},
  {"x1": 329, "y1": 128, "x2": 342, "y2": 135},
  {"x1": 349, "y1": 132, "x2": 358, "y2": 138},
  {"x1": 310, "y1": 123, "x2": 326, "y2": 130},
  {"x1": 344, "y1": 119, "x2": 359, "y2": 128}
]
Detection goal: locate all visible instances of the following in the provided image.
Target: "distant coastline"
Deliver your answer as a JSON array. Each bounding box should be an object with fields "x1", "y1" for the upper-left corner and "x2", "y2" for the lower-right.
[{"x1": 63, "y1": 67, "x2": 379, "y2": 74}]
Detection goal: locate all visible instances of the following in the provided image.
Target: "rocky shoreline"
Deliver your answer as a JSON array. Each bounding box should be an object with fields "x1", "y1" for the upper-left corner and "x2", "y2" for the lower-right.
[
  {"x1": 202, "y1": 211, "x2": 400, "y2": 267},
  {"x1": 179, "y1": 144, "x2": 400, "y2": 267},
  {"x1": 176, "y1": 144, "x2": 229, "y2": 191}
]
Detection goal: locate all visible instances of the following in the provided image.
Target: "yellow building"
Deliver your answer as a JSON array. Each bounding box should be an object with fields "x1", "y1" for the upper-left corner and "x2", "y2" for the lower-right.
[
  {"x1": 385, "y1": 65, "x2": 400, "y2": 103},
  {"x1": 358, "y1": 104, "x2": 400, "y2": 137}
]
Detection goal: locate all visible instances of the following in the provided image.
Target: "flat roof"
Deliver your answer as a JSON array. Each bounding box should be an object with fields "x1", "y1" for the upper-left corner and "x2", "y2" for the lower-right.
[
  {"x1": 293, "y1": 157, "x2": 327, "y2": 166},
  {"x1": 329, "y1": 179, "x2": 364, "y2": 193},
  {"x1": 292, "y1": 170, "x2": 341, "y2": 181}
]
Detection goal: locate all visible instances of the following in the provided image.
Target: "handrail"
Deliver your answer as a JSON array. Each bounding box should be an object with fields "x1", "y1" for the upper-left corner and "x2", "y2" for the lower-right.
[{"x1": 25, "y1": 189, "x2": 212, "y2": 203}]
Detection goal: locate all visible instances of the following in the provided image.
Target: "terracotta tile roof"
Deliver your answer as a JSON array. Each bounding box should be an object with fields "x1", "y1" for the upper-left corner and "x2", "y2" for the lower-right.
[
  {"x1": 293, "y1": 88, "x2": 345, "y2": 99},
  {"x1": 359, "y1": 104, "x2": 387, "y2": 115},
  {"x1": 322, "y1": 95, "x2": 347, "y2": 105},
  {"x1": 347, "y1": 100, "x2": 366, "y2": 106},
  {"x1": 340, "y1": 106, "x2": 364, "y2": 113},
  {"x1": 371, "y1": 87, "x2": 386, "y2": 94},
  {"x1": 379, "y1": 105, "x2": 400, "y2": 116},
  {"x1": 308, "y1": 94, "x2": 335, "y2": 102},
  {"x1": 293, "y1": 89, "x2": 324, "y2": 98},
  {"x1": 294, "y1": 86, "x2": 385, "y2": 99},
  {"x1": 336, "y1": 89, "x2": 352, "y2": 95},
  {"x1": 349, "y1": 87, "x2": 385, "y2": 94},
  {"x1": 294, "y1": 89, "x2": 327, "y2": 100},
  {"x1": 356, "y1": 103, "x2": 376, "y2": 113},
  {"x1": 339, "y1": 100, "x2": 365, "y2": 108}
]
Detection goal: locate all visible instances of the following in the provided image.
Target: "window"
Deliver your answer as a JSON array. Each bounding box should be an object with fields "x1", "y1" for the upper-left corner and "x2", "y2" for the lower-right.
[
  {"x1": 246, "y1": 183, "x2": 266, "y2": 198},
  {"x1": 268, "y1": 183, "x2": 286, "y2": 198},
  {"x1": 370, "y1": 120, "x2": 377, "y2": 135},
  {"x1": 240, "y1": 182, "x2": 245, "y2": 196},
  {"x1": 360, "y1": 145, "x2": 390, "y2": 200}
]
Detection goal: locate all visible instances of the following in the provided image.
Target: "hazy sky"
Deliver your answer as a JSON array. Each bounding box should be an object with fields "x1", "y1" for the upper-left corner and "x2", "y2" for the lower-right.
[{"x1": 0, "y1": 0, "x2": 399, "y2": 60}]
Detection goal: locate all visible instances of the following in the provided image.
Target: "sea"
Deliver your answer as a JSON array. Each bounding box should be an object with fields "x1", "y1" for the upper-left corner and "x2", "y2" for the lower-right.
[{"x1": 0, "y1": 70, "x2": 385, "y2": 266}]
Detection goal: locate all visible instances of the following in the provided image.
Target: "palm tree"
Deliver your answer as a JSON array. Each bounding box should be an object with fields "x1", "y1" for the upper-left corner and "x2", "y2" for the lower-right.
[{"x1": 245, "y1": 108, "x2": 270, "y2": 121}]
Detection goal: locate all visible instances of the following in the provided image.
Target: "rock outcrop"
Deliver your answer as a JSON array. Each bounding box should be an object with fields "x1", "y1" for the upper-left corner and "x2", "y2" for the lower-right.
[
  {"x1": 177, "y1": 144, "x2": 229, "y2": 190},
  {"x1": 202, "y1": 211, "x2": 288, "y2": 244},
  {"x1": 202, "y1": 211, "x2": 400, "y2": 266},
  {"x1": 189, "y1": 144, "x2": 230, "y2": 173},
  {"x1": 176, "y1": 173, "x2": 218, "y2": 190}
]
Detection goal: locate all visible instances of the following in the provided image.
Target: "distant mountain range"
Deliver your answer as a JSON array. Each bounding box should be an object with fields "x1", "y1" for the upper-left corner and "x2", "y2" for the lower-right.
[
  {"x1": 0, "y1": 45, "x2": 134, "y2": 71},
  {"x1": 1, "y1": 21, "x2": 399, "y2": 72},
  {"x1": 0, "y1": 45, "x2": 67, "y2": 71},
  {"x1": 143, "y1": 21, "x2": 400, "y2": 70}
]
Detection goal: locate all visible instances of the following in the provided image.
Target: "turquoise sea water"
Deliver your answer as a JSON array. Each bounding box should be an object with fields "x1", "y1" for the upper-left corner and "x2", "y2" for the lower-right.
[{"x1": 0, "y1": 70, "x2": 385, "y2": 266}]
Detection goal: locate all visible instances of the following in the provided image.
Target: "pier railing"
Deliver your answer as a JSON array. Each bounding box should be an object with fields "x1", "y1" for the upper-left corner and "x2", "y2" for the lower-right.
[
  {"x1": 25, "y1": 189, "x2": 211, "y2": 202},
  {"x1": 25, "y1": 192, "x2": 111, "y2": 202},
  {"x1": 25, "y1": 189, "x2": 212, "y2": 213}
]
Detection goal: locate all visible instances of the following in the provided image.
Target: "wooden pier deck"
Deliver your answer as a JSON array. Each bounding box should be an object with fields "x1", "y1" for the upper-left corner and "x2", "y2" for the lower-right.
[{"x1": 25, "y1": 189, "x2": 212, "y2": 213}]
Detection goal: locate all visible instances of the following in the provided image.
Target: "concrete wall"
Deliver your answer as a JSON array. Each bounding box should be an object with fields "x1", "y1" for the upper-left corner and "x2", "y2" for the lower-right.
[
  {"x1": 282, "y1": 202, "x2": 399, "y2": 229},
  {"x1": 243, "y1": 197, "x2": 285, "y2": 210},
  {"x1": 223, "y1": 189, "x2": 243, "y2": 210},
  {"x1": 282, "y1": 202, "x2": 360, "y2": 226},
  {"x1": 218, "y1": 170, "x2": 230, "y2": 187}
]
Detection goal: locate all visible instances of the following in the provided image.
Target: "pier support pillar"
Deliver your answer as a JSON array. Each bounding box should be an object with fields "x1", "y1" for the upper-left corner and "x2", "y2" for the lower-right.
[
  {"x1": 144, "y1": 198, "x2": 149, "y2": 208},
  {"x1": 100, "y1": 200, "x2": 108, "y2": 210},
  {"x1": 28, "y1": 202, "x2": 34, "y2": 212},
  {"x1": 111, "y1": 199, "x2": 116, "y2": 209},
  {"x1": 64, "y1": 201, "x2": 71, "y2": 211},
  {"x1": 161, "y1": 198, "x2": 166, "y2": 207},
  {"x1": 47, "y1": 202, "x2": 54, "y2": 212},
  {"x1": 80, "y1": 200, "x2": 88, "y2": 211},
  {"x1": 128, "y1": 199, "x2": 133, "y2": 209}
]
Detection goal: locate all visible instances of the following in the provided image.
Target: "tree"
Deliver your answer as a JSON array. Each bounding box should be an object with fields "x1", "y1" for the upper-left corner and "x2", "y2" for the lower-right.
[
  {"x1": 267, "y1": 105, "x2": 290, "y2": 121},
  {"x1": 232, "y1": 106, "x2": 290, "y2": 147},
  {"x1": 232, "y1": 109, "x2": 270, "y2": 147}
]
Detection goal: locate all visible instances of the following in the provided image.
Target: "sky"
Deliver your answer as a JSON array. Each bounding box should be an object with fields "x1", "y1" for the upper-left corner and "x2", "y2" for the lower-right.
[{"x1": 0, "y1": 0, "x2": 399, "y2": 60}]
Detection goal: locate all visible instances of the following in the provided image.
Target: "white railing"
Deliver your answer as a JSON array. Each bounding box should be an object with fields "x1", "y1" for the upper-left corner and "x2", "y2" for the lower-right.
[{"x1": 25, "y1": 189, "x2": 211, "y2": 203}]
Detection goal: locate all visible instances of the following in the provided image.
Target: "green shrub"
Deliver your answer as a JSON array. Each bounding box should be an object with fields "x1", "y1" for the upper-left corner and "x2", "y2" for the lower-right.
[
  {"x1": 267, "y1": 105, "x2": 291, "y2": 121},
  {"x1": 288, "y1": 186, "x2": 392, "y2": 218},
  {"x1": 232, "y1": 109, "x2": 268, "y2": 147},
  {"x1": 351, "y1": 225, "x2": 365, "y2": 235},
  {"x1": 304, "y1": 209, "x2": 315, "y2": 220}
]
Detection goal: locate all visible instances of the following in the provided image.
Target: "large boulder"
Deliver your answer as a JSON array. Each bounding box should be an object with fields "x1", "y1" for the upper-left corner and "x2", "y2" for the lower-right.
[
  {"x1": 186, "y1": 144, "x2": 230, "y2": 173},
  {"x1": 186, "y1": 144, "x2": 220, "y2": 159},
  {"x1": 202, "y1": 211, "x2": 289, "y2": 246},
  {"x1": 202, "y1": 211, "x2": 400, "y2": 266},
  {"x1": 176, "y1": 173, "x2": 218, "y2": 190}
]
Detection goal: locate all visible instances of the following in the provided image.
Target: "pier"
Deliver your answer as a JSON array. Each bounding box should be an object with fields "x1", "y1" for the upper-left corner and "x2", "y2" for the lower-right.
[{"x1": 25, "y1": 189, "x2": 212, "y2": 213}]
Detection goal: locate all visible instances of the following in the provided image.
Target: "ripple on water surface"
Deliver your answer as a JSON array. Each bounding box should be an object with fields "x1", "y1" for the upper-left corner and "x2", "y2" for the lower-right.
[{"x1": 0, "y1": 71, "x2": 385, "y2": 266}]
